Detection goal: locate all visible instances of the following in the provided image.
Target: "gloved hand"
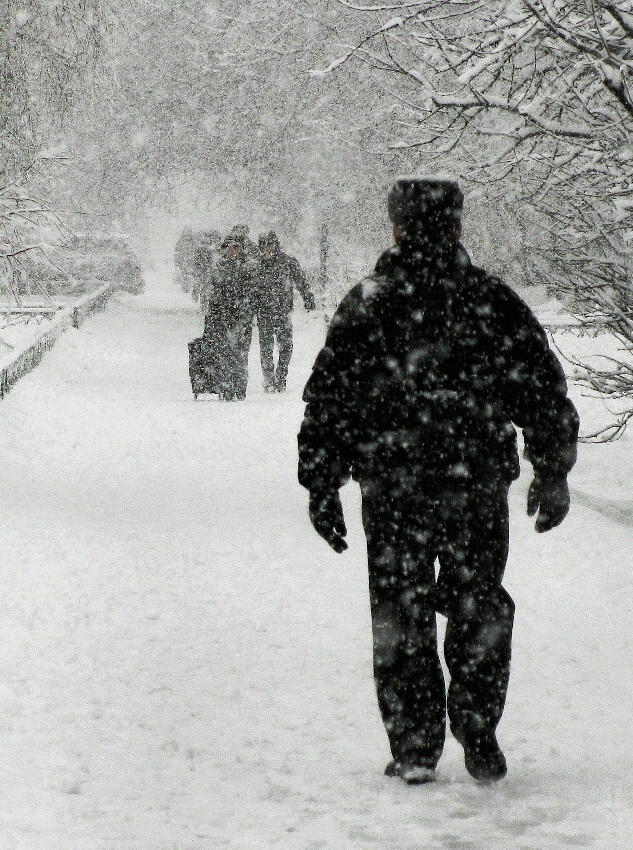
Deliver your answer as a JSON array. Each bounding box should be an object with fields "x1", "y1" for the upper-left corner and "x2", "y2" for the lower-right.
[
  {"x1": 527, "y1": 475, "x2": 570, "y2": 533},
  {"x1": 309, "y1": 490, "x2": 348, "y2": 552},
  {"x1": 304, "y1": 295, "x2": 316, "y2": 312}
]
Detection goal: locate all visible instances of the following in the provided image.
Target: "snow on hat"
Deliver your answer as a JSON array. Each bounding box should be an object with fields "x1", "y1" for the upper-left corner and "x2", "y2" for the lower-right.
[
  {"x1": 388, "y1": 176, "x2": 463, "y2": 236},
  {"x1": 258, "y1": 230, "x2": 280, "y2": 247},
  {"x1": 230, "y1": 224, "x2": 250, "y2": 239},
  {"x1": 221, "y1": 233, "x2": 242, "y2": 250}
]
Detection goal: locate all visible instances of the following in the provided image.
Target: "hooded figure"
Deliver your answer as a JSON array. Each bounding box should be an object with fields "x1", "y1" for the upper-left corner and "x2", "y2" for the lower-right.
[
  {"x1": 252, "y1": 230, "x2": 315, "y2": 392},
  {"x1": 228, "y1": 224, "x2": 260, "y2": 264},
  {"x1": 297, "y1": 176, "x2": 579, "y2": 784}
]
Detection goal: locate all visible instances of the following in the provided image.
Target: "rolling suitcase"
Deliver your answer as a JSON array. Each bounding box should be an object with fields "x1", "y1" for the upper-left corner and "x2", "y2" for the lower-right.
[{"x1": 188, "y1": 336, "x2": 220, "y2": 398}]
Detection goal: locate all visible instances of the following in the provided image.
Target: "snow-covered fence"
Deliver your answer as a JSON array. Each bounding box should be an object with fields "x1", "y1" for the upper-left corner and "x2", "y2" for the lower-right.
[
  {"x1": 0, "y1": 283, "x2": 115, "y2": 399},
  {"x1": 70, "y1": 283, "x2": 114, "y2": 329},
  {"x1": 543, "y1": 320, "x2": 613, "y2": 338}
]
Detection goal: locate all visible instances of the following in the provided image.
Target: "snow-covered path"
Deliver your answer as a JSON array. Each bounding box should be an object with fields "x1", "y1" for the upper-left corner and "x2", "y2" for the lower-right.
[{"x1": 0, "y1": 267, "x2": 630, "y2": 849}]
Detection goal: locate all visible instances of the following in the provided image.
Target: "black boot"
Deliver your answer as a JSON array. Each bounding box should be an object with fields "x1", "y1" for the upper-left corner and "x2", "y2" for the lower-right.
[
  {"x1": 455, "y1": 729, "x2": 507, "y2": 782},
  {"x1": 384, "y1": 760, "x2": 436, "y2": 785}
]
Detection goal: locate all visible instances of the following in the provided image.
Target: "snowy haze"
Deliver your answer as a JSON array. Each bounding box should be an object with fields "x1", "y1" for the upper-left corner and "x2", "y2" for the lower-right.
[
  {"x1": 2, "y1": 1, "x2": 632, "y2": 845},
  {"x1": 0, "y1": 252, "x2": 631, "y2": 849}
]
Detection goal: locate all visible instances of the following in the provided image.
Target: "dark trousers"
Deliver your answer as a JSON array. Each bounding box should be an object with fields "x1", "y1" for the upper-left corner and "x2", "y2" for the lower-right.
[
  {"x1": 204, "y1": 314, "x2": 253, "y2": 399},
  {"x1": 257, "y1": 313, "x2": 292, "y2": 387},
  {"x1": 360, "y1": 473, "x2": 514, "y2": 769}
]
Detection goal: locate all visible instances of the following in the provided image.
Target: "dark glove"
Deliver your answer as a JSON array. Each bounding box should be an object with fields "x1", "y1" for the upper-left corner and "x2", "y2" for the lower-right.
[
  {"x1": 309, "y1": 490, "x2": 348, "y2": 553},
  {"x1": 527, "y1": 475, "x2": 570, "y2": 533},
  {"x1": 304, "y1": 294, "x2": 316, "y2": 312}
]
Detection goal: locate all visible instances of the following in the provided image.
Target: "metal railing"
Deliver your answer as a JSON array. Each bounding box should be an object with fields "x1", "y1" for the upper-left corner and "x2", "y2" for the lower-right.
[{"x1": 0, "y1": 284, "x2": 115, "y2": 399}]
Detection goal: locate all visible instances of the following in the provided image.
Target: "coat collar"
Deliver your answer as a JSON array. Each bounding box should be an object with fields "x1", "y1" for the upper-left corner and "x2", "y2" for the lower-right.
[{"x1": 374, "y1": 243, "x2": 471, "y2": 294}]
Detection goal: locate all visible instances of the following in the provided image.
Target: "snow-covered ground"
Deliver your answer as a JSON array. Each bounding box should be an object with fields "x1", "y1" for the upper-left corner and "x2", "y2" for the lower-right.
[{"x1": 0, "y1": 261, "x2": 630, "y2": 850}]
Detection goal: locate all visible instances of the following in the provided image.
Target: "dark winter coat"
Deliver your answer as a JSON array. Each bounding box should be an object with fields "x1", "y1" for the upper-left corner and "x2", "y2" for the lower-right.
[
  {"x1": 205, "y1": 255, "x2": 255, "y2": 332},
  {"x1": 193, "y1": 244, "x2": 218, "y2": 283},
  {"x1": 252, "y1": 251, "x2": 315, "y2": 321},
  {"x1": 298, "y1": 243, "x2": 579, "y2": 493},
  {"x1": 174, "y1": 229, "x2": 198, "y2": 273}
]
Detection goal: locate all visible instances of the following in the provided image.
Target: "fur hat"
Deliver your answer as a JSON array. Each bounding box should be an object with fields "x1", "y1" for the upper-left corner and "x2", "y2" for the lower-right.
[
  {"x1": 221, "y1": 234, "x2": 243, "y2": 251},
  {"x1": 258, "y1": 230, "x2": 280, "y2": 248},
  {"x1": 388, "y1": 176, "x2": 463, "y2": 239},
  {"x1": 230, "y1": 224, "x2": 250, "y2": 241}
]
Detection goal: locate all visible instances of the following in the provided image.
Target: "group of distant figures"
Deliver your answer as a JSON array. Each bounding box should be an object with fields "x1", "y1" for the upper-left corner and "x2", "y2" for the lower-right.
[{"x1": 175, "y1": 224, "x2": 316, "y2": 401}]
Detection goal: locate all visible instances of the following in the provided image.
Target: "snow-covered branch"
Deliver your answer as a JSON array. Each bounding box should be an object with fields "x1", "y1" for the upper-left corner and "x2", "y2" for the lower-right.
[
  {"x1": 431, "y1": 92, "x2": 595, "y2": 138},
  {"x1": 319, "y1": 0, "x2": 633, "y2": 433}
]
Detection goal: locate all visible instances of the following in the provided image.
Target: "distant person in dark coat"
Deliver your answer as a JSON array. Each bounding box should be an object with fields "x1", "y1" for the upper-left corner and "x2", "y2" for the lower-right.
[
  {"x1": 192, "y1": 229, "x2": 221, "y2": 310},
  {"x1": 174, "y1": 227, "x2": 197, "y2": 292},
  {"x1": 253, "y1": 231, "x2": 315, "y2": 393},
  {"x1": 204, "y1": 235, "x2": 256, "y2": 401},
  {"x1": 297, "y1": 176, "x2": 579, "y2": 784},
  {"x1": 229, "y1": 224, "x2": 260, "y2": 264}
]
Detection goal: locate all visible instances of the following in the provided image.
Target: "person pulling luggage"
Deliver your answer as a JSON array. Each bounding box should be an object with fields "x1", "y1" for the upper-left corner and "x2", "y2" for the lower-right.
[{"x1": 203, "y1": 234, "x2": 257, "y2": 401}]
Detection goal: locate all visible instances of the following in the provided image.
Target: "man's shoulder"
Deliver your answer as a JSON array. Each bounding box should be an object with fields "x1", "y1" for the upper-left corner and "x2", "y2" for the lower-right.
[
  {"x1": 341, "y1": 272, "x2": 394, "y2": 309},
  {"x1": 280, "y1": 252, "x2": 303, "y2": 273},
  {"x1": 461, "y1": 260, "x2": 545, "y2": 333},
  {"x1": 463, "y1": 259, "x2": 527, "y2": 305},
  {"x1": 325, "y1": 274, "x2": 393, "y2": 336},
  {"x1": 351, "y1": 247, "x2": 400, "y2": 302}
]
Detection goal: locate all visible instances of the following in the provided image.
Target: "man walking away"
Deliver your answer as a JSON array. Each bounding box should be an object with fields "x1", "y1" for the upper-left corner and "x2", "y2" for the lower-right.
[
  {"x1": 297, "y1": 176, "x2": 579, "y2": 784},
  {"x1": 254, "y1": 231, "x2": 315, "y2": 393}
]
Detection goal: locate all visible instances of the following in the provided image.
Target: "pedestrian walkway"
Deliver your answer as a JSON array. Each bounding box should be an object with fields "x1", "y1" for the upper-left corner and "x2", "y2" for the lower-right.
[{"x1": 0, "y1": 266, "x2": 629, "y2": 849}]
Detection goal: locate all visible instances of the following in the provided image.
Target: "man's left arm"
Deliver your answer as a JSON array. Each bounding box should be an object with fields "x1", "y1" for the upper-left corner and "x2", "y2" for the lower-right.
[
  {"x1": 502, "y1": 294, "x2": 579, "y2": 531},
  {"x1": 288, "y1": 256, "x2": 316, "y2": 311}
]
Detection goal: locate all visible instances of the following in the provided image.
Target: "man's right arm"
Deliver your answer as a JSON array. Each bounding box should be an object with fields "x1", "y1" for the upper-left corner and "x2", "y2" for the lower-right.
[
  {"x1": 298, "y1": 288, "x2": 376, "y2": 548},
  {"x1": 288, "y1": 256, "x2": 316, "y2": 310},
  {"x1": 298, "y1": 322, "x2": 357, "y2": 494}
]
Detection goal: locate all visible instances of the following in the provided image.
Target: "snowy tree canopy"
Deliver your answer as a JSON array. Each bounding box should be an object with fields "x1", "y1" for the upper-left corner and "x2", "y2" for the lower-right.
[
  {"x1": 1, "y1": 1, "x2": 112, "y2": 303},
  {"x1": 318, "y1": 1, "x2": 633, "y2": 295},
  {"x1": 1, "y1": 0, "x2": 109, "y2": 176},
  {"x1": 317, "y1": 0, "x2": 633, "y2": 436},
  {"x1": 62, "y1": 0, "x2": 404, "y2": 247}
]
